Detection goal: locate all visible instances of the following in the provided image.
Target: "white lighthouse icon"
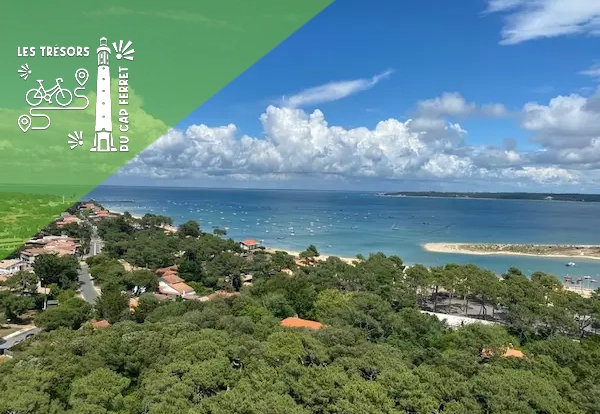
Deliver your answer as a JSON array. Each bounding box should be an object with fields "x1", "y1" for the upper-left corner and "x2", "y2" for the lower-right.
[{"x1": 90, "y1": 37, "x2": 117, "y2": 152}]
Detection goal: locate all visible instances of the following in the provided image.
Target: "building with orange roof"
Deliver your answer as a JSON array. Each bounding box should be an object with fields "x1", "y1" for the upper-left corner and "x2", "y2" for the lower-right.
[
  {"x1": 89, "y1": 209, "x2": 118, "y2": 222},
  {"x1": 90, "y1": 319, "x2": 111, "y2": 328},
  {"x1": 482, "y1": 345, "x2": 525, "y2": 359},
  {"x1": 20, "y1": 238, "x2": 80, "y2": 264},
  {"x1": 166, "y1": 281, "x2": 196, "y2": 297},
  {"x1": 160, "y1": 273, "x2": 184, "y2": 285},
  {"x1": 240, "y1": 239, "x2": 260, "y2": 251},
  {"x1": 280, "y1": 317, "x2": 324, "y2": 330},
  {"x1": 156, "y1": 265, "x2": 178, "y2": 274},
  {"x1": 155, "y1": 265, "x2": 196, "y2": 298},
  {"x1": 503, "y1": 348, "x2": 525, "y2": 358},
  {"x1": 129, "y1": 297, "x2": 139, "y2": 311},
  {"x1": 56, "y1": 214, "x2": 82, "y2": 227}
]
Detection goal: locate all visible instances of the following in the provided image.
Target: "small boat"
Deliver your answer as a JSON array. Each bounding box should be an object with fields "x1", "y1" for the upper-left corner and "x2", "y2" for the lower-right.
[{"x1": 566, "y1": 262, "x2": 576, "y2": 267}]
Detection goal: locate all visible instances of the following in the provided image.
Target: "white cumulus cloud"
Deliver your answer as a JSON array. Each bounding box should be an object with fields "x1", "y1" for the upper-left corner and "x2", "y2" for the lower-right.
[
  {"x1": 116, "y1": 89, "x2": 600, "y2": 189},
  {"x1": 415, "y1": 92, "x2": 508, "y2": 118},
  {"x1": 520, "y1": 89, "x2": 600, "y2": 170}
]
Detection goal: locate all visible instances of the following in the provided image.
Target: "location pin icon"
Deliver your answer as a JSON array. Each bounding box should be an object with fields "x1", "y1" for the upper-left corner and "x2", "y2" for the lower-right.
[
  {"x1": 75, "y1": 68, "x2": 89, "y2": 87},
  {"x1": 18, "y1": 114, "x2": 31, "y2": 133}
]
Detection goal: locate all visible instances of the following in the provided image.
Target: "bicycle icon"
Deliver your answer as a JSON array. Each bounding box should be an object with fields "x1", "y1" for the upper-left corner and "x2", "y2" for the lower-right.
[{"x1": 26, "y1": 78, "x2": 73, "y2": 107}]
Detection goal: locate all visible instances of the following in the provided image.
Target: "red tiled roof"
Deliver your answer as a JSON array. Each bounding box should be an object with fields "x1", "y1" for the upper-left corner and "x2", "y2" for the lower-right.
[
  {"x1": 482, "y1": 347, "x2": 525, "y2": 359},
  {"x1": 156, "y1": 265, "x2": 179, "y2": 275},
  {"x1": 56, "y1": 216, "x2": 81, "y2": 226},
  {"x1": 129, "y1": 298, "x2": 139, "y2": 310},
  {"x1": 91, "y1": 319, "x2": 111, "y2": 328},
  {"x1": 503, "y1": 348, "x2": 525, "y2": 358},
  {"x1": 22, "y1": 247, "x2": 47, "y2": 255},
  {"x1": 280, "y1": 317, "x2": 324, "y2": 330},
  {"x1": 22, "y1": 240, "x2": 79, "y2": 257},
  {"x1": 160, "y1": 273, "x2": 184, "y2": 285},
  {"x1": 241, "y1": 239, "x2": 259, "y2": 246},
  {"x1": 169, "y1": 282, "x2": 194, "y2": 295}
]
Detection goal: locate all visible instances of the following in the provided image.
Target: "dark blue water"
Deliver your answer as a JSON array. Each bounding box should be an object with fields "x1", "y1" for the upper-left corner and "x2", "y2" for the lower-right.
[{"x1": 87, "y1": 186, "x2": 600, "y2": 280}]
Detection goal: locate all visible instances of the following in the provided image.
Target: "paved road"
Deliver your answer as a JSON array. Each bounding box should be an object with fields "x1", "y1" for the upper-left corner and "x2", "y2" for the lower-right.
[
  {"x1": 1, "y1": 226, "x2": 103, "y2": 352},
  {"x1": 78, "y1": 226, "x2": 103, "y2": 304},
  {"x1": 0, "y1": 327, "x2": 43, "y2": 351},
  {"x1": 78, "y1": 263, "x2": 99, "y2": 304}
]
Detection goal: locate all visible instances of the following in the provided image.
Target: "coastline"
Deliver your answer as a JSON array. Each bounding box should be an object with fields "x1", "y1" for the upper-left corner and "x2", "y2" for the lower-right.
[
  {"x1": 92, "y1": 206, "x2": 596, "y2": 296},
  {"x1": 423, "y1": 242, "x2": 600, "y2": 261},
  {"x1": 106, "y1": 208, "x2": 359, "y2": 265},
  {"x1": 263, "y1": 247, "x2": 359, "y2": 265},
  {"x1": 101, "y1": 206, "x2": 598, "y2": 269}
]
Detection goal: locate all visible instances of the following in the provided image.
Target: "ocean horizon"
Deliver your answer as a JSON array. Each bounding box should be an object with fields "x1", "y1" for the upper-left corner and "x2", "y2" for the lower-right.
[{"x1": 87, "y1": 185, "x2": 600, "y2": 282}]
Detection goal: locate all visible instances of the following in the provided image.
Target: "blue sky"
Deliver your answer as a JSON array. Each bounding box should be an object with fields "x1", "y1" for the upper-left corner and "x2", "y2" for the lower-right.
[{"x1": 115, "y1": 0, "x2": 600, "y2": 192}]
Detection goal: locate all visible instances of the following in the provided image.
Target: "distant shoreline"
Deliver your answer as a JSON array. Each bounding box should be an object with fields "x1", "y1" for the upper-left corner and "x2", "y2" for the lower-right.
[
  {"x1": 423, "y1": 242, "x2": 600, "y2": 261},
  {"x1": 378, "y1": 192, "x2": 600, "y2": 203}
]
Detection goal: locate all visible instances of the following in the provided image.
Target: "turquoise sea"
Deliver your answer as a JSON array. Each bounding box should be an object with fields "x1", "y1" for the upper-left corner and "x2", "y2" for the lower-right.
[{"x1": 87, "y1": 186, "x2": 600, "y2": 282}]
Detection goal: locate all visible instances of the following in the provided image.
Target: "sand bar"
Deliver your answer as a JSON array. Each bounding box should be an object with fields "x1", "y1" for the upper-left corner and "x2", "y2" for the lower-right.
[{"x1": 423, "y1": 243, "x2": 600, "y2": 261}]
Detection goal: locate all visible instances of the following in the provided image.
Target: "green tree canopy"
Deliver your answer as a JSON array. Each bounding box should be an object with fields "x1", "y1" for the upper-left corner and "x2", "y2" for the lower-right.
[{"x1": 33, "y1": 253, "x2": 80, "y2": 290}]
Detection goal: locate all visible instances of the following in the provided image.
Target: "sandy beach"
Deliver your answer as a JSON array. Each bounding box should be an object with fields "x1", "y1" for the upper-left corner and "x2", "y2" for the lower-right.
[
  {"x1": 423, "y1": 242, "x2": 600, "y2": 261},
  {"x1": 263, "y1": 247, "x2": 360, "y2": 265}
]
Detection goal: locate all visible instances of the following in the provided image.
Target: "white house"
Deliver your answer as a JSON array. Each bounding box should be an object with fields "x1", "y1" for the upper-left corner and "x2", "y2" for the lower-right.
[
  {"x1": 240, "y1": 239, "x2": 260, "y2": 251},
  {"x1": 155, "y1": 268, "x2": 196, "y2": 298},
  {"x1": 0, "y1": 259, "x2": 26, "y2": 276}
]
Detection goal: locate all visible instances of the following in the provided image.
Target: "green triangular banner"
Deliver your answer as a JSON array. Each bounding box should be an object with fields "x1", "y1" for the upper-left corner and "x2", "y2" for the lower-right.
[{"x1": 0, "y1": 0, "x2": 334, "y2": 260}]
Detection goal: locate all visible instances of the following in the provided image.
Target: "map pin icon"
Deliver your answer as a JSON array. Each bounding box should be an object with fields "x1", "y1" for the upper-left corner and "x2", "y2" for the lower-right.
[
  {"x1": 18, "y1": 114, "x2": 31, "y2": 133},
  {"x1": 75, "y1": 68, "x2": 89, "y2": 87}
]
